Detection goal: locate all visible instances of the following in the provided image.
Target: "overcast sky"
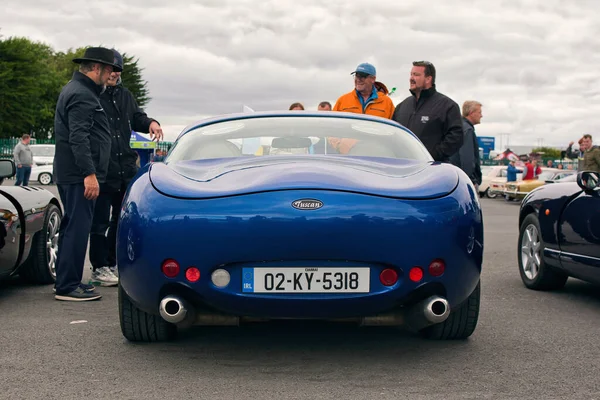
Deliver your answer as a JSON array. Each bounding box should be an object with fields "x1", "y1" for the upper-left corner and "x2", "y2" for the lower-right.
[{"x1": 2, "y1": 0, "x2": 599, "y2": 148}]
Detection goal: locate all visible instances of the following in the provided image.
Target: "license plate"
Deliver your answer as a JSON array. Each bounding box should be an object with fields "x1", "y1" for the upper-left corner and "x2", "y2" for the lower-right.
[{"x1": 242, "y1": 267, "x2": 370, "y2": 293}]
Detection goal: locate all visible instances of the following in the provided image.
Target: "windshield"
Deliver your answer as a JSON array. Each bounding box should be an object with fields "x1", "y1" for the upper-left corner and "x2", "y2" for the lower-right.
[
  {"x1": 166, "y1": 116, "x2": 433, "y2": 163},
  {"x1": 31, "y1": 145, "x2": 55, "y2": 157}
]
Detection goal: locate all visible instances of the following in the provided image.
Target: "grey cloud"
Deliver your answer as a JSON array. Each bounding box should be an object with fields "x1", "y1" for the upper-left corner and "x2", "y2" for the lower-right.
[{"x1": 2, "y1": 0, "x2": 599, "y2": 146}]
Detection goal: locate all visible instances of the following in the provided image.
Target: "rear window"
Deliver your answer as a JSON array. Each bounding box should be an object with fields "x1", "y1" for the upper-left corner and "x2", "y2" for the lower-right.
[{"x1": 166, "y1": 116, "x2": 433, "y2": 163}]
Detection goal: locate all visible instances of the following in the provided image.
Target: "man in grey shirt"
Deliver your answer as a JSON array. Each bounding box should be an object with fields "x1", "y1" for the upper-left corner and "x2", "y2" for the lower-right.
[{"x1": 13, "y1": 134, "x2": 33, "y2": 186}]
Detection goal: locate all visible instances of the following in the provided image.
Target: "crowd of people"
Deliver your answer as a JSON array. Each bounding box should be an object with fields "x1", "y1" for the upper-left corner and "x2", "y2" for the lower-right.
[
  {"x1": 17, "y1": 45, "x2": 597, "y2": 302},
  {"x1": 287, "y1": 61, "x2": 485, "y2": 191}
]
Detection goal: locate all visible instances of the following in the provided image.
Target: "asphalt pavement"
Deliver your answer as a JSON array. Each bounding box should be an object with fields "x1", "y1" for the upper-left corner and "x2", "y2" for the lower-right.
[{"x1": 1, "y1": 181, "x2": 599, "y2": 400}]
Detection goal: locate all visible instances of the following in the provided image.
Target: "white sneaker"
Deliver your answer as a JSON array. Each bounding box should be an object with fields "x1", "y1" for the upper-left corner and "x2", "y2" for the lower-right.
[
  {"x1": 110, "y1": 266, "x2": 118, "y2": 277},
  {"x1": 91, "y1": 266, "x2": 119, "y2": 287}
]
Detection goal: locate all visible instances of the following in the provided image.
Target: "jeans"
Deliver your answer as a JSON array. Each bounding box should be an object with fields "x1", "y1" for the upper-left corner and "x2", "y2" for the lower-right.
[
  {"x1": 89, "y1": 183, "x2": 127, "y2": 270},
  {"x1": 54, "y1": 183, "x2": 96, "y2": 295},
  {"x1": 14, "y1": 165, "x2": 32, "y2": 186}
]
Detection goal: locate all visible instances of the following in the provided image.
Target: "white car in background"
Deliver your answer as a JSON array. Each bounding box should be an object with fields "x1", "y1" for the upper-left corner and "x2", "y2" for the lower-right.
[
  {"x1": 479, "y1": 165, "x2": 522, "y2": 198},
  {"x1": 30, "y1": 144, "x2": 55, "y2": 166},
  {"x1": 30, "y1": 164, "x2": 54, "y2": 185}
]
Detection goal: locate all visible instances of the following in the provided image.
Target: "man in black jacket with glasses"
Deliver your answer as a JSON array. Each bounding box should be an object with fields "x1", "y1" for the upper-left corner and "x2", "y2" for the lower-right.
[
  {"x1": 88, "y1": 49, "x2": 163, "y2": 286},
  {"x1": 392, "y1": 61, "x2": 463, "y2": 166}
]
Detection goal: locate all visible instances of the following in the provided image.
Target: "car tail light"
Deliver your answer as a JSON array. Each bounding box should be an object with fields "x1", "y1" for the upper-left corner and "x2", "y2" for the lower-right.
[
  {"x1": 409, "y1": 267, "x2": 423, "y2": 282},
  {"x1": 185, "y1": 267, "x2": 201, "y2": 282},
  {"x1": 161, "y1": 259, "x2": 180, "y2": 278},
  {"x1": 428, "y1": 259, "x2": 445, "y2": 277},
  {"x1": 379, "y1": 268, "x2": 398, "y2": 286}
]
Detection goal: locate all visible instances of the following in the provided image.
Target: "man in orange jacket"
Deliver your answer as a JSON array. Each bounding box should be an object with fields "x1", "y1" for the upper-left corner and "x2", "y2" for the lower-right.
[{"x1": 330, "y1": 63, "x2": 395, "y2": 153}]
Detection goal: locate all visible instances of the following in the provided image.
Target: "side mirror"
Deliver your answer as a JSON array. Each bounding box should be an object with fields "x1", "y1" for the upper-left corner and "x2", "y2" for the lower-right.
[
  {"x1": 0, "y1": 159, "x2": 16, "y2": 179},
  {"x1": 577, "y1": 171, "x2": 599, "y2": 192}
]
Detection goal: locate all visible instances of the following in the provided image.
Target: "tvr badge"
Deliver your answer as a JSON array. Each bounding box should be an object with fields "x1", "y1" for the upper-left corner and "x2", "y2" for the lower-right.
[{"x1": 291, "y1": 199, "x2": 323, "y2": 210}]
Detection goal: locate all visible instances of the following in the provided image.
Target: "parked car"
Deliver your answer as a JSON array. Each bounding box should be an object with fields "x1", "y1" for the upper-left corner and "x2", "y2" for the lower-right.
[
  {"x1": 518, "y1": 170, "x2": 600, "y2": 291},
  {"x1": 504, "y1": 168, "x2": 576, "y2": 201},
  {"x1": 30, "y1": 164, "x2": 54, "y2": 185},
  {"x1": 30, "y1": 144, "x2": 55, "y2": 166},
  {"x1": 487, "y1": 166, "x2": 523, "y2": 198},
  {"x1": 0, "y1": 159, "x2": 62, "y2": 284},
  {"x1": 117, "y1": 111, "x2": 484, "y2": 342}
]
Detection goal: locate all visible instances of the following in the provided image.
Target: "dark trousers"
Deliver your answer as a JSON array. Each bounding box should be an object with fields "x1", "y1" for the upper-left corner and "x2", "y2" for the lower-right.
[
  {"x1": 14, "y1": 166, "x2": 32, "y2": 186},
  {"x1": 89, "y1": 183, "x2": 126, "y2": 270},
  {"x1": 55, "y1": 183, "x2": 96, "y2": 295}
]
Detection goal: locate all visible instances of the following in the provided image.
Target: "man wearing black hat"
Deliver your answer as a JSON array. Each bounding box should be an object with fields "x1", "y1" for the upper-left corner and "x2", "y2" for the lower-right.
[
  {"x1": 53, "y1": 46, "x2": 122, "y2": 301},
  {"x1": 88, "y1": 49, "x2": 163, "y2": 286}
]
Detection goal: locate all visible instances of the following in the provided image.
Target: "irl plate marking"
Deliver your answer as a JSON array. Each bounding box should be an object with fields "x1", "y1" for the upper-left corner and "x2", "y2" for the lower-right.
[{"x1": 242, "y1": 268, "x2": 254, "y2": 292}]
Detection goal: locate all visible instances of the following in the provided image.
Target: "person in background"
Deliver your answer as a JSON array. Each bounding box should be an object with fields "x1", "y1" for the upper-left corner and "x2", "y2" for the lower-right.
[
  {"x1": 88, "y1": 49, "x2": 163, "y2": 286},
  {"x1": 332, "y1": 62, "x2": 394, "y2": 119},
  {"x1": 317, "y1": 101, "x2": 331, "y2": 111},
  {"x1": 153, "y1": 149, "x2": 166, "y2": 162},
  {"x1": 330, "y1": 62, "x2": 394, "y2": 154},
  {"x1": 506, "y1": 160, "x2": 521, "y2": 182},
  {"x1": 289, "y1": 102, "x2": 304, "y2": 110},
  {"x1": 581, "y1": 134, "x2": 600, "y2": 172},
  {"x1": 52, "y1": 46, "x2": 121, "y2": 301},
  {"x1": 392, "y1": 61, "x2": 463, "y2": 166},
  {"x1": 522, "y1": 157, "x2": 542, "y2": 180},
  {"x1": 449, "y1": 100, "x2": 483, "y2": 191},
  {"x1": 13, "y1": 134, "x2": 33, "y2": 186}
]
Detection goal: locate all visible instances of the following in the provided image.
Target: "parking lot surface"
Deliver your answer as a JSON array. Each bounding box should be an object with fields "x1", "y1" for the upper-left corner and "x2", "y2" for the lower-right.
[{"x1": 1, "y1": 182, "x2": 599, "y2": 399}]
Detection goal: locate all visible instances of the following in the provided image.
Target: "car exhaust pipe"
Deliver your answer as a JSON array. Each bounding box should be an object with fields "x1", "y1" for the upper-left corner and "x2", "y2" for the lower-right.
[
  {"x1": 423, "y1": 296, "x2": 450, "y2": 324},
  {"x1": 404, "y1": 295, "x2": 451, "y2": 331},
  {"x1": 159, "y1": 296, "x2": 189, "y2": 324}
]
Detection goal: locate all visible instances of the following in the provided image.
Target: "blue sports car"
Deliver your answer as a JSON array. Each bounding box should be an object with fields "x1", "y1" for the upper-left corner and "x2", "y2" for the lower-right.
[
  {"x1": 117, "y1": 111, "x2": 483, "y2": 342},
  {"x1": 518, "y1": 170, "x2": 600, "y2": 290}
]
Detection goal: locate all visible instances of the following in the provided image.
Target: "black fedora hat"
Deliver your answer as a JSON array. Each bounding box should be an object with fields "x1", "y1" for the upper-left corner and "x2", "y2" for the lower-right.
[{"x1": 73, "y1": 47, "x2": 123, "y2": 72}]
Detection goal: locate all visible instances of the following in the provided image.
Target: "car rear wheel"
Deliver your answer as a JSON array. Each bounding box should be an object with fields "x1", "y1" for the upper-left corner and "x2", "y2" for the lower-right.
[
  {"x1": 38, "y1": 172, "x2": 52, "y2": 185},
  {"x1": 19, "y1": 203, "x2": 61, "y2": 284},
  {"x1": 419, "y1": 281, "x2": 480, "y2": 340},
  {"x1": 119, "y1": 285, "x2": 177, "y2": 342},
  {"x1": 518, "y1": 213, "x2": 568, "y2": 290},
  {"x1": 485, "y1": 188, "x2": 497, "y2": 198}
]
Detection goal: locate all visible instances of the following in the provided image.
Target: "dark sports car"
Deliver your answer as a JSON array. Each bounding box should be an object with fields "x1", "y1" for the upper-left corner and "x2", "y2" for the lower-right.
[
  {"x1": 0, "y1": 159, "x2": 62, "y2": 284},
  {"x1": 518, "y1": 170, "x2": 600, "y2": 289},
  {"x1": 117, "y1": 111, "x2": 483, "y2": 342}
]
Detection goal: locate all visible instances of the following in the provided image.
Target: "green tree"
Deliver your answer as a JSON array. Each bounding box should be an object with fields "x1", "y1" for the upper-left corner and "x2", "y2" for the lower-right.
[
  {"x1": 0, "y1": 36, "x2": 59, "y2": 139},
  {"x1": 531, "y1": 146, "x2": 562, "y2": 160},
  {"x1": 0, "y1": 36, "x2": 152, "y2": 139},
  {"x1": 118, "y1": 51, "x2": 151, "y2": 108}
]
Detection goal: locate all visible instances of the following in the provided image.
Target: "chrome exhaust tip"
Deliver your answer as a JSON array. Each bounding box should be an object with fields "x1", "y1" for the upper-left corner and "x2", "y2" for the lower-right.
[
  {"x1": 423, "y1": 296, "x2": 450, "y2": 324},
  {"x1": 404, "y1": 295, "x2": 451, "y2": 331},
  {"x1": 159, "y1": 296, "x2": 188, "y2": 324}
]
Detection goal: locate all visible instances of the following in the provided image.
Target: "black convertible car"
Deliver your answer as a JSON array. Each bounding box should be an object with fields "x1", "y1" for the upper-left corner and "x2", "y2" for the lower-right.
[
  {"x1": 518, "y1": 170, "x2": 600, "y2": 290},
  {"x1": 0, "y1": 159, "x2": 61, "y2": 284}
]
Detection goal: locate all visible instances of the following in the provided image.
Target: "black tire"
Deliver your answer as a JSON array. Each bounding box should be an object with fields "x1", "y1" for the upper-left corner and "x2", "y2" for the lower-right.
[
  {"x1": 485, "y1": 188, "x2": 497, "y2": 198},
  {"x1": 518, "y1": 213, "x2": 568, "y2": 290},
  {"x1": 119, "y1": 285, "x2": 177, "y2": 342},
  {"x1": 19, "y1": 203, "x2": 61, "y2": 284},
  {"x1": 419, "y1": 281, "x2": 481, "y2": 340}
]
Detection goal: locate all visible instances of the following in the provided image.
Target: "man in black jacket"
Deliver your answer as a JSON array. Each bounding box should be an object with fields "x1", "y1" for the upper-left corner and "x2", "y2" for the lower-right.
[
  {"x1": 88, "y1": 49, "x2": 163, "y2": 285},
  {"x1": 392, "y1": 61, "x2": 463, "y2": 165},
  {"x1": 449, "y1": 101, "x2": 483, "y2": 190},
  {"x1": 53, "y1": 47, "x2": 122, "y2": 301}
]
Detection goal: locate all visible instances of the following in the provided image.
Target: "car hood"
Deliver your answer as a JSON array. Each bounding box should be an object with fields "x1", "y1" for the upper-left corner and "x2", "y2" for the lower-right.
[
  {"x1": 150, "y1": 156, "x2": 460, "y2": 200},
  {"x1": 0, "y1": 185, "x2": 57, "y2": 213}
]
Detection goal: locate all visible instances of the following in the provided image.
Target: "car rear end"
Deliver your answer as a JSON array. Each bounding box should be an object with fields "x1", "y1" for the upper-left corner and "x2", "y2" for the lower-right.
[{"x1": 117, "y1": 172, "x2": 482, "y2": 330}]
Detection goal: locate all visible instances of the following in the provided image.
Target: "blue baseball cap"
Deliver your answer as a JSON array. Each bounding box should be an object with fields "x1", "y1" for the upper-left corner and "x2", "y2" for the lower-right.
[{"x1": 351, "y1": 62, "x2": 376, "y2": 76}]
